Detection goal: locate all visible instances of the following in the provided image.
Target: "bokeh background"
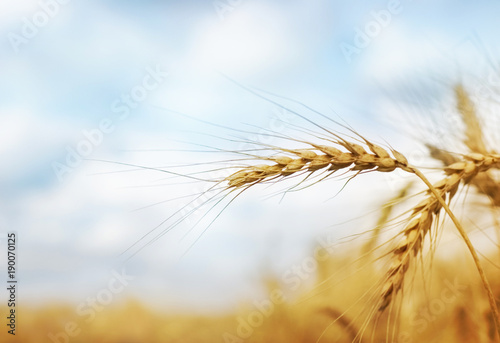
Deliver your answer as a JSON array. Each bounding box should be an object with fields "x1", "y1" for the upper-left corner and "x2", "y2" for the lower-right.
[{"x1": 2, "y1": 0, "x2": 500, "y2": 341}]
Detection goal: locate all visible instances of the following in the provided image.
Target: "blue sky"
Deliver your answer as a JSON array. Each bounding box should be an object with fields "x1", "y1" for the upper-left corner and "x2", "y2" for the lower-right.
[{"x1": 1, "y1": 0, "x2": 500, "y2": 313}]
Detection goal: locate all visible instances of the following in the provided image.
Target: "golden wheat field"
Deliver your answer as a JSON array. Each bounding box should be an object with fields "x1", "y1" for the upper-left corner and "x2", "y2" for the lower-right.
[
  {"x1": 3, "y1": 234, "x2": 500, "y2": 343},
  {"x1": 4, "y1": 2, "x2": 500, "y2": 343},
  {"x1": 1, "y1": 263, "x2": 498, "y2": 343}
]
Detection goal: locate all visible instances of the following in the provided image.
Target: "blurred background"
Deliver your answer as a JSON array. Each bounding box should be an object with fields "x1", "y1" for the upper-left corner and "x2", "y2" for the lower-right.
[{"x1": 2, "y1": 0, "x2": 500, "y2": 342}]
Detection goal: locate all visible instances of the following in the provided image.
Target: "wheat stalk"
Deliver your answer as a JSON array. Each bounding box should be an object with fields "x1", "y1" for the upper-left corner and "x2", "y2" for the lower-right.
[
  {"x1": 222, "y1": 134, "x2": 500, "y2": 335},
  {"x1": 379, "y1": 153, "x2": 500, "y2": 311},
  {"x1": 321, "y1": 307, "x2": 363, "y2": 343}
]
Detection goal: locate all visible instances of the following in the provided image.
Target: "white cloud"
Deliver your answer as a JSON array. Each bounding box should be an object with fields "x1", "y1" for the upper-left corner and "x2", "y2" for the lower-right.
[
  {"x1": 0, "y1": 107, "x2": 73, "y2": 180},
  {"x1": 0, "y1": 0, "x2": 38, "y2": 20},
  {"x1": 360, "y1": 27, "x2": 450, "y2": 83},
  {"x1": 187, "y1": 3, "x2": 295, "y2": 76}
]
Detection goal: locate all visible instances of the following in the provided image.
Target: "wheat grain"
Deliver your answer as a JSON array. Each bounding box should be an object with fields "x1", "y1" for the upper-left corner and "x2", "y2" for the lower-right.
[
  {"x1": 427, "y1": 144, "x2": 500, "y2": 206},
  {"x1": 224, "y1": 140, "x2": 410, "y2": 189}
]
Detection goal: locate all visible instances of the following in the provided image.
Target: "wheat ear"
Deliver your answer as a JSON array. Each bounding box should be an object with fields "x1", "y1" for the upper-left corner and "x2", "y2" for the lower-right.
[
  {"x1": 427, "y1": 145, "x2": 500, "y2": 207},
  {"x1": 428, "y1": 85, "x2": 500, "y2": 206},
  {"x1": 380, "y1": 153, "x2": 500, "y2": 336},
  {"x1": 455, "y1": 84, "x2": 488, "y2": 155},
  {"x1": 224, "y1": 140, "x2": 410, "y2": 189},
  {"x1": 221, "y1": 132, "x2": 500, "y2": 335}
]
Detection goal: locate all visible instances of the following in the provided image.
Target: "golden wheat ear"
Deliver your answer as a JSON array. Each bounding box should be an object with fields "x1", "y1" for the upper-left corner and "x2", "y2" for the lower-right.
[
  {"x1": 223, "y1": 138, "x2": 412, "y2": 190},
  {"x1": 379, "y1": 153, "x2": 500, "y2": 338},
  {"x1": 455, "y1": 84, "x2": 488, "y2": 154},
  {"x1": 426, "y1": 143, "x2": 500, "y2": 207}
]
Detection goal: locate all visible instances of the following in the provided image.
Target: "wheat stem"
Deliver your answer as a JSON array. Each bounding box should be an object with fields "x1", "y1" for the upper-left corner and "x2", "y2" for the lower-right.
[{"x1": 411, "y1": 167, "x2": 500, "y2": 338}]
